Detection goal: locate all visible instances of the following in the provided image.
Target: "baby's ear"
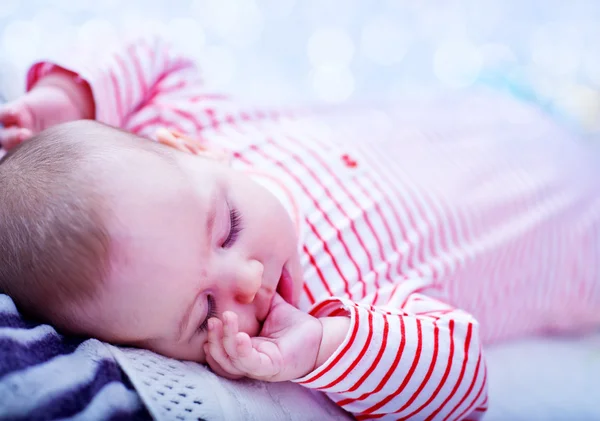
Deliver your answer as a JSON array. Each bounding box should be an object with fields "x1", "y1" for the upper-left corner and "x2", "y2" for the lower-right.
[{"x1": 155, "y1": 127, "x2": 232, "y2": 165}]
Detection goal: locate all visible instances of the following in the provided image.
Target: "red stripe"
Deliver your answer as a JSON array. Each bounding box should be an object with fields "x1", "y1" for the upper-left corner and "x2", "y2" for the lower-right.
[
  {"x1": 232, "y1": 151, "x2": 252, "y2": 165},
  {"x1": 363, "y1": 174, "x2": 402, "y2": 291},
  {"x1": 170, "y1": 107, "x2": 204, "y2": 133},
  {"x1": 309, "y1": 299, "x2": 336, "y2": 317},
  {"x1": 269, "y1": 138, "x2": 367, "y2": 298},
  {"x1": 319, "y1": 311, "x2": 375, "y2": 389},
  {"x1": 127, "y1": 115, "x2": 181, "y2": 135},
  {"x1": 360, "y1": 319, "x2": 424, "y2": 415},
  {"x1": 303, "y1": 244, "x2": 335, "y2": 297},
  {"x1": 109, "y1": 70, "x2": 123, "y2": 123},
  {"x1": 353, "y1": 179, "x2": 391, "y2": 291},
  {"x1": 443, "y1": 350, "x2": 483, "y2": 421},
  {"x1": 414, "y1": 309, "x2": 455, "y2": 317},
  {"x1": 330, "y1": 308, "x2": 349, "y2": 317},
  {"x1": 250, "y1": 143, "x2": 352, "y2": 298},
  {"x1": 154, "y1": 79, "x2": 188, "y2": 96},
  {"x1": 362, "y1": 148, "x2": 422, "y2": 278},
  {"x1": 343, "y1": 314, "x2": 389, "y2": 393},
  {"x1": 453, "y1": 366, "x2": 488, "y2": 421},
  {"x1": 114, "y1": 53, "x2": 133, "y2": 117},
  {"x1": 128, "y1": 45, "x2": 148, "y2": 96},
  {"x1": 121, "y1": 64, "x2": 192, "y2": 127},
  {"x1": 370, "y1": 141, "x2": 458, "y2": 284},
  {"x1": 303, "y1": 283, "x2": 316, "y2": 304},
  {"x1": 389, "y1": 322, "x2": 440, "y2": 416},
  {"x1": 336, "y1": 314, "x2": 406, "y2": 406},
  {"x1": 189, "y1": 94, "x2": 229, "y2": 102},
  {"x1": 284, "y1": 137, "x2": 384, "y2": 297},
  {"x1": 398, "y1": 320, "x2": 455, "y2": 420},
  {"x1": 300, "y1": 306, "x2": 360, "y2": 385}
]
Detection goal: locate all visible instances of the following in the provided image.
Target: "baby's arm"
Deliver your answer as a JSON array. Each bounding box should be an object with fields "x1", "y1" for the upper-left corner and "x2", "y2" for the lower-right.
[
  {"x1": 24, "y1": 35, "x2": 227, "y2": 140},
  {"x1": 292, "y1": 290, "x2": 488, "y2": 420},
  {"x1": 204, "y1": 285, "x2": 487, "y2": 420}
]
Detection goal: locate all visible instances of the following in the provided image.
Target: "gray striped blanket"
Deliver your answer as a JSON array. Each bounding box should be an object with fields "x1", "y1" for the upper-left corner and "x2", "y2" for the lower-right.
[{"x1": 0, "y1": 294, "x2": 151, "y2": 420}]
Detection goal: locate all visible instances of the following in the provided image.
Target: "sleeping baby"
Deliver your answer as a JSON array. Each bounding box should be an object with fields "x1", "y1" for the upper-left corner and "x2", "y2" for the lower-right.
[{"x1": 1, "y1": 35, "x2": 599, "y2": 420}]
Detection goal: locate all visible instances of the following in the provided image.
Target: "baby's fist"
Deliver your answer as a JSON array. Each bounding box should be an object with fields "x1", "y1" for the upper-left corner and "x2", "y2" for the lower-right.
[
  {"x1": 0, "y1": 101, "x2": 35, "y2": 149},
  {"x1": 0, "y1": 68, "x2": 94, "y2": 150}
]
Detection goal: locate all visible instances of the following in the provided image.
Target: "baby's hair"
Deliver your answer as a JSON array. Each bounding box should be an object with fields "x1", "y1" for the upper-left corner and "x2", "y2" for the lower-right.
[
  {"x1": 0, "y1": 120, "x2": 175, "y2": 330},
  {"x1": 0, "y1": 121, "x2": 113, "y2": 329}
]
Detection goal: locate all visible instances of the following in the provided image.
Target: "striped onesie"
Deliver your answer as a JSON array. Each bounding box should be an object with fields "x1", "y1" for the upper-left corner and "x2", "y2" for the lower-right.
[{"x1": 26, "y1": 36, "x2": 600, "y2": 420}]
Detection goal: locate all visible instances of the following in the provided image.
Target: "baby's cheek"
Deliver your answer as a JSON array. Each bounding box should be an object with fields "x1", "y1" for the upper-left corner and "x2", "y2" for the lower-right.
[
  {"x1": 142, "y1": 337, "x2": 207, "y2": 363},
  {"x1": 237, "y1": 316, "x2": 261, "y2": 338}
]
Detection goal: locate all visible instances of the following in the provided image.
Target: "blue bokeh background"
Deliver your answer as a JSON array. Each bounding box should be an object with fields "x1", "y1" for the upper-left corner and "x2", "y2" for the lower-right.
[{"x1": 1, "y1": 0, "x2": 599, "y2": 131}]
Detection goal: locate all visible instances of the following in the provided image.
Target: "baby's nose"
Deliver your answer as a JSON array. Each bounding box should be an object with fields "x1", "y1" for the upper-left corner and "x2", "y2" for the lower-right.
[{"x1": 234, "y1": 260, "x2": 263, "y2": 304}]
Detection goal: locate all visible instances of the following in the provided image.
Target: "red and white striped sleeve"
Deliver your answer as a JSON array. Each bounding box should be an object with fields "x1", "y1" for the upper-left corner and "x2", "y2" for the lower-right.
[
  {"x1": 25, "y1": 35, "x2": 231, "y2": 139},
  {"x1": 292, "y1": 291, "x2": 488, "y2": 421}
]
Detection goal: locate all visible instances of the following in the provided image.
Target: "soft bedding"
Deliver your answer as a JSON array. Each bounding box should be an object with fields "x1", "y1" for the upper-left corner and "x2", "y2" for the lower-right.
[
  {"x1": 0, "y1": 294, "x2": 351, "y2": 421},
  {"x1": 0, "y1": 294, "x2": 150, "y2": 421}
]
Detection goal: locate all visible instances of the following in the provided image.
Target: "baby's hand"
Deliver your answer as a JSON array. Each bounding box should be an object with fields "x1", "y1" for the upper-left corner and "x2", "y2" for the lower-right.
[
  {"x1": 0, "y1": 68, "x2": 93, "y2": 150},
  {"x1": 205, "y1": 294, "x2": 323, "y2": 382},
  {"x1": 156, "y1": 128, "x2": 231, "y2": 164}
]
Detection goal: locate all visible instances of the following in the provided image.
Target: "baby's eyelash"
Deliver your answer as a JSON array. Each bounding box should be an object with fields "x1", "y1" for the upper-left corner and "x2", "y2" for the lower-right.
[
  {"x1": 197, "y1": 295, "x2": 217, "y2": 333},
  {"x1": 222, "y1": 207, "x2": 242, "y2": 248}
]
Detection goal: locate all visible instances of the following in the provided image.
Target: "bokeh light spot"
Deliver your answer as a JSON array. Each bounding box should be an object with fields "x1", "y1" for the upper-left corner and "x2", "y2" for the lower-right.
[
  {"x1": 433, "y1": 39, "x2": 483, "y2": 88},
  {"x1": 307, "y1": 27, "x2": 354, "y2": 70}
]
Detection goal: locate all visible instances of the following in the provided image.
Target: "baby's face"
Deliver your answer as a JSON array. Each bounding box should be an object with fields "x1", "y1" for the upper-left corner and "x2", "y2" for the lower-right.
[{"x1": 78, "y1": 145, "x2": 303, "y2": 363}]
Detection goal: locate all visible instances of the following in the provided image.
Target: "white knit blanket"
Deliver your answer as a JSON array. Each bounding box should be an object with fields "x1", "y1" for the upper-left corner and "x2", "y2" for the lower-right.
[{"x1": 108, "y1": 345, "x2": 352, "y2": 421}]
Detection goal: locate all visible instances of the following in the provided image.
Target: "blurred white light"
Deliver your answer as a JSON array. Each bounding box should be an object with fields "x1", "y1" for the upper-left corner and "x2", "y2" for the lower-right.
[
  {"x1": 465, "y1": 0, "x2": 505, "y2": 38},
  {"x1": 433, "y1": 40, "x2": 483, "y2": 89},
  {"x1": 32, "y1": 8, "x2": 68, "y2": 31},
  {"x1": 2, "y1": 20, "x2": 41, "y2": 64},
  {"x1": 303, "y1": 0, "x2": 359, "y2": 26},
  {"x1": 0, "y1": 60, "x2": 20, "y2": 98},
  {"x1": 523, "y1": 66, "x2": 562, "y2": 101},
  {"x1": 310, "y1": 67, "x2": 354, "y2": 103},
  {"x1": 87, "y1": 0, "x2": 120, "y2": 12},
  {"x1": 191, "y1": 0, "x2": 244, "y2": 39},
  {"x1": 234, "y1": 57, "x2": 294, "y2": 106},
  {"x1": 360, "y1": 15, "x2": 412, "y2": 66},
  {"x1": 260, "y1": 0, "x2": 296, "y2": 19},
  {"x1": 0, "y1": 0, "x2": 20, "y2": 19},
  {"x1": 555, "y1": 84, "x2": 600, "y2": 130},
  {"x1": 530, "y1": 25, "x2": 581, "y2": 77},
  {"x1": 222, "y1": 1, "x2": 264, "y2": 48},
  {"x1": 480, "y1": 43, "x2": 517, "y2": 70},
  {"x1": 416, "y1": 5, "x2": 468, "y2": 42},
  {"x1": 307, "y1": 28, "x2": 354, "y2": 70},
  {"x1": 48, "y1": 0, "x2": 94, "y2": 12},
  {"x1": 119, "y1": 17, "x2": 168, "y2": 41},
  {"x1": 583, "y1": 53, "x2": 600, "y2": 88},
  {"x1": 167, "y1": 18, "x2": 206, "y2": 60},
  {"x1": 366, "y1": 110, "x2": 393, "y2": 137},
  {"x1": 77, "y1": 19, "x2": 119, "y2": 55},
  {"x1": 197, "y1": 46, "x2": 236, "y2": 89}
]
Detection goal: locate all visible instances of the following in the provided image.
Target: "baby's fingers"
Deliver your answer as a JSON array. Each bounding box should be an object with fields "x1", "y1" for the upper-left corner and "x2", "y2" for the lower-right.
[
  {"x1": 222, "y1": 312, "x2": 243, "y2": 357},
  {"x1": 0, "y1": 101, "x2": 34, "y2": 129},
  {"x1": 233, "y1": 334, "x2": 280, "y2": 378},
  {"x1": 0, "y1": 105, "x2": 20, "y2": 126},
  {"x1": 0, "y1": 127, "x2": 32, "y2": 150},
  {"x1": 205, "y1": 318, "x2": 244, "y2": 379}
]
